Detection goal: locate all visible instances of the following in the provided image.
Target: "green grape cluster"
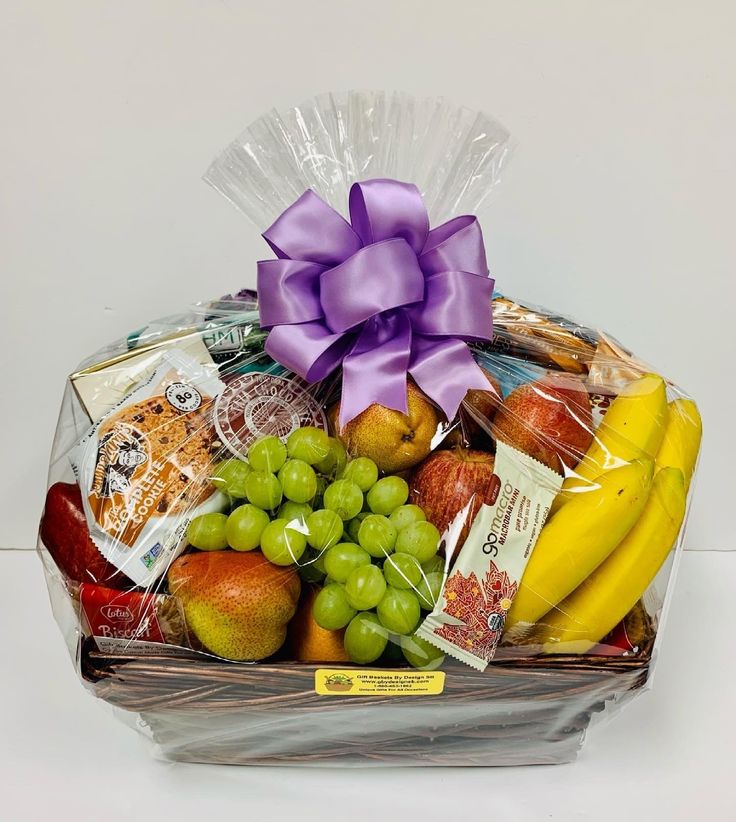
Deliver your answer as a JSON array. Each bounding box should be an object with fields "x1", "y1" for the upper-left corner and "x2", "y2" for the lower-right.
[
  {"x1": 185, "y1": 426, "x2": 445, "y2": 670},
  {"x1": 310, "y1": 460, "x2": 446, "y2": 671},
  {"x1": 186, "y1": 427, "x2": 347, "y2": 568}
]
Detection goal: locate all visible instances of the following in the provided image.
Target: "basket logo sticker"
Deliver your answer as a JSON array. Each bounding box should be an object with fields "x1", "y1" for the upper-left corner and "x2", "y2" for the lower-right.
[
  {"x1": 215, "y1": 372, "x2": 327, "y2": 459},
  {"x1": 315, "y1": 669, "x2": 445, "y2": 697},
  {"x1": 323, "y1": 673, "x2": 354, "y2": 692}
]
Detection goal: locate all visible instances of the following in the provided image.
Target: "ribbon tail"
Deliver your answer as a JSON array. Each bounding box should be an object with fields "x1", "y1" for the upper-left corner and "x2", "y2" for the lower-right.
[
  {"x1": 339, "y1": 312, "x2": 412, "y2": 428},
  {"x1": 409, "y1": 337, "x2": 491, "y2": 422}
]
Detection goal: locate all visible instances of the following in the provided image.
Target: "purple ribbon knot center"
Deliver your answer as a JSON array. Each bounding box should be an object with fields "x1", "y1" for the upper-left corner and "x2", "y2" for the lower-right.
[{"x1": 257, "y1": 178, "x2": 494, "y2": 427}]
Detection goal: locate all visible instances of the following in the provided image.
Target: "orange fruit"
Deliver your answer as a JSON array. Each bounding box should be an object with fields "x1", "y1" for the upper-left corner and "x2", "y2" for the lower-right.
[{"x1": 289, "y1": 586, "x2": 350, "y2": 663}]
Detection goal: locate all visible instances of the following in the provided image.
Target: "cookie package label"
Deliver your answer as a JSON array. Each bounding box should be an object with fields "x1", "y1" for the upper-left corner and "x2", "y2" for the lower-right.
[
  {"x1": 417, "y1": 441, "x2": 563, "y2": 671},
  {"x1": 315, "y1": 669, "x2": 445, "y2": 697},
  {"x1": 70, "y1": 350, "x2": 228, "y2": 587},
  {"x1": 215, "y1": 371, "x2": 327, "y2": 459}
]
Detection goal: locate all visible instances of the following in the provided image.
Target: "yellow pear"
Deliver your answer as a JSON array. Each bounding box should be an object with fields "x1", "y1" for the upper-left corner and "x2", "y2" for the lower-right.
[
  {"x1": 330, "y1": 381, "x2": 440, "y2": 472},
  {"x1": 167, "y1": 550, "x2": 300, "y2": 660}
]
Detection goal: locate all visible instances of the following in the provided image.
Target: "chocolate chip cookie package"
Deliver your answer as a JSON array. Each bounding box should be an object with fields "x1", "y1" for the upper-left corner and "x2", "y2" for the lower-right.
[{"x1": 38, "y1": 91, "x2": 702, "y2": 766}]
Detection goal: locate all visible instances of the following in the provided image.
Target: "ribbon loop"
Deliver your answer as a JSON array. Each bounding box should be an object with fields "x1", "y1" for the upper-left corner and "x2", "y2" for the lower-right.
[
  {"x1": 258, "y1": 178, "x2": 494, "y2": 425},
  {"x1": 349, "y1": 180, "x2": 429, "y2": 254},
  {"x1": 411, "y1": 271, "x2": 495, "y2": 338},
  {"x1": 257, "y1": 259, "x2": 326, "y2": 328},
  {"x1": 319, "y1": 239, "x2": 425, "y2": 334},
  {"x1": 420, "y1": 216, "x2": 488, "y2": 276},
  {"x1": 264, "y1": 321, "x2": 355, "y2": 384},
  {"x1": 263, "y1": 190, "x2": 362, "y2": 266}
]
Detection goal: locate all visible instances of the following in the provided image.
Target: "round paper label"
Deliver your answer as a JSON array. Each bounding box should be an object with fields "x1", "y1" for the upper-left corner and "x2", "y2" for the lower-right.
[
  {"x1": 214, "y1": 372, "x2": 327, "y2": 459},
  {"x1": 165, "y1": 382, "x2": 203, "y2": 412}
]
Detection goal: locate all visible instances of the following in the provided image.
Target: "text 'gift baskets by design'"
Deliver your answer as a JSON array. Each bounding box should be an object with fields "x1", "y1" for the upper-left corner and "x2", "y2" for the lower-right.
[{"x1": 38, "y1": 91, "x2": 701, "y2": 766}]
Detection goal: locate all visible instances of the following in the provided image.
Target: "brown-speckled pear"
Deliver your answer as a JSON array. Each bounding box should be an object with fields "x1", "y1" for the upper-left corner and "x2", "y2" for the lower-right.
[
  {"x1": 329, "y1": 381, "x2": 440, "y2": 473},
  {"x1": 167, "y1": 551, "x2": 300, "y2": 660}
]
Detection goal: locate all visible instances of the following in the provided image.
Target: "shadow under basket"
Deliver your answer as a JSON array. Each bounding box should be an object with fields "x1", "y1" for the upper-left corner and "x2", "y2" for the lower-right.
[{"x1": 80, "y1": 616, "x2": 654, "y2": 767}]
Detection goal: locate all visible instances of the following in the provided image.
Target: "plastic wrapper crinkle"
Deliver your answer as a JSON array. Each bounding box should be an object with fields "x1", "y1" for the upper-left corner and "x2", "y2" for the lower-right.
[{"x1": 38, "y1": 92, "x2": 701, "y2": 766}]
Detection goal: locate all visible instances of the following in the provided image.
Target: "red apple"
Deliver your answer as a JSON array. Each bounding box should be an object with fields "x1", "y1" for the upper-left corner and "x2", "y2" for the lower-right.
[
  {"x1": 492, "y1": 376, "x2": 593, "y2": 472},
  {"x1": 409, "y1": 448, "x2": 496, "y2": 553},
  {"x1": 40, "y1": 482, "x2": 130, "y2": 587},
  {"x1": 443, "y1": 368, "x2": 502, "y2": 449}
]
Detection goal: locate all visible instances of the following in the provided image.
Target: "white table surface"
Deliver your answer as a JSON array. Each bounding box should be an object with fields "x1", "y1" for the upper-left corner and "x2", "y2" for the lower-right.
[{"x1": 2, "y1": 548, "x2": 734, "y2": 821}]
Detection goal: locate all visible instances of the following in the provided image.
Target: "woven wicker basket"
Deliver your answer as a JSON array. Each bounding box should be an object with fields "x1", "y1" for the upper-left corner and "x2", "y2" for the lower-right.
[{"x1": 81, "y1": 612, "x2": 653, "y2": 766}]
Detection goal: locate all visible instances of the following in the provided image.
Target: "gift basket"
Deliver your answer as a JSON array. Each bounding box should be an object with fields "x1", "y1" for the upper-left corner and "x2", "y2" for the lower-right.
[{"x1": 38, "y1": 92, "x2": 702, "y2": 766}]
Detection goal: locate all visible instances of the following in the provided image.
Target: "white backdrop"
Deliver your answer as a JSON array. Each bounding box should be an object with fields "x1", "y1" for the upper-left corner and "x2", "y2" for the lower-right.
[{"x1": 1, "y1": 0, "x2": 734, "y2": 550}]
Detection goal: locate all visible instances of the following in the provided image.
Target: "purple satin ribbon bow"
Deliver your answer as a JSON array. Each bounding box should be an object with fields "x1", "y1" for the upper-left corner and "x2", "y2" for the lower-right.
[{"x1": 258, "y1": 178, "x2": 494, "y2": 427}]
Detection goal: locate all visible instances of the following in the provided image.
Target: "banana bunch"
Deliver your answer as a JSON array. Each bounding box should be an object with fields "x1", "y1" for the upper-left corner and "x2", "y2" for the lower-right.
[{"x1": 504, "y1": 375, "x2": 702, "y2": 653}]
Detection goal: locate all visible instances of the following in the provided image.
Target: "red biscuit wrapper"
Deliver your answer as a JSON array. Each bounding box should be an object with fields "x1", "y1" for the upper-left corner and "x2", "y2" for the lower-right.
[{"x1": 80, "y1": 584, "x2": 188, "y2": 652}]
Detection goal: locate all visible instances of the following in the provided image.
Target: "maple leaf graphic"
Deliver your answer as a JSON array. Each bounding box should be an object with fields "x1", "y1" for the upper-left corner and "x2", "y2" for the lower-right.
[{"x1": 434, "y1": 561, "x2": 518, "y2": 662}]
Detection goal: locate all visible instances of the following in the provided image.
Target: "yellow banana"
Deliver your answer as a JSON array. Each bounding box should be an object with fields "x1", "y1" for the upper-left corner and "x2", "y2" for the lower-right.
[
  {"x1": 655, "y1": 398, "x2": 702, "y2": 489},
  {"x1": 551, "y1": 373, "x2": 668, "y2": 513},
  {"x1": 536, "y1": 466, "x2": 686, "y2": 654},
  {"x1": 505, "y1": 458, "x2": 654, "y2": 632}
]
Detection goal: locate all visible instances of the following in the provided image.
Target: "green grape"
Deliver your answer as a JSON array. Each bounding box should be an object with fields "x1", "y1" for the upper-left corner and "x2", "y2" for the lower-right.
[
  {"x1": 377, "y1": 588, "x2": 421, "y2": 635},
  {"x1": 421, "y1": 554, "x2": 446, "y2": 575},
  {"x1": 340, "y1": 457, "x2": 379, "y2": 492},
  {"x1": 344, "y1": 612, "x2": 388, "y2": 664},
  {"x1": 225, "y1": 504, "x2": 270, "y2": 552},
  {"x1": 323, "y1": 575, "x2": 339, "y2": 586},
  {"x1": 314, "y1": 436, "x2": 347, "y2": 476},
  {"x1": 247, "y1": 435, "x2": 287, "y2": 473},
  {"x1": 324, "y1": 542, "x2": 371, "y2": 583},
  {"x1": 278, "y1": 459, "x2": 318, "y2": 504},
  {"x1": 286, "y1": 426, "x2": 330, "y2": 465},
  {"x1": 366, "y1": 476, "x2": 409, "y2": 515},
  {"x1": 322, "y1": 479, "x2": 363, "y2": 521},
  {"x1": 345, "y1": 512, "x2": 369, "y2": 543},
  {"x1": 383, "y1": 553, "x2": 422, "y2": 589},
  {"x1": 312, "y1": 583, "x2": 356, "y2": 630},
  {"x1": 210, "y1": 459, "x2": 251, "y2": 498},
  {"x1": 305, "y1": 509, "x2": 344, "y2": 551},
  {"x1": 395, "y1": 521, "x2": 441, "y2": 563},
  {"x1": 245, "y1": 470, "x2": 282, "y2": 510},
  {"x1": 278, "y1": 500, "x2": 312, "y2": 525},
  {"x1": 389, "y1": 504, "x2": 426, "y2": 531},
  {"x1": 357, "y1": 514, "x2": 397, "y2": 558},
  {"x1": 416, "y1": 571, "x2": 444, "y2": 610},
  {"x1": 345, "y1": 564, "x2": 387, "y2": 610},
  {"x1": 187, "y1": 512, "x2": 228, "y2": 551},
  {"x1": 259, "y1": 518, "x2": 307, "y2": 566},
  {"x1": 401, "y1": 634, "x2": 445, "y2": 670}
]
